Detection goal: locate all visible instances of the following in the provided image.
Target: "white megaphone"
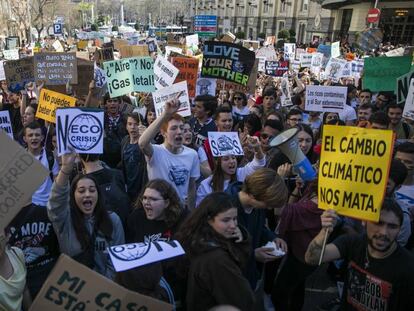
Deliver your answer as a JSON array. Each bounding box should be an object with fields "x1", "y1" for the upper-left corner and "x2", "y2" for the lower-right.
[{"x1": 269, "y1": 127, "x2": 316, "y2": 181}]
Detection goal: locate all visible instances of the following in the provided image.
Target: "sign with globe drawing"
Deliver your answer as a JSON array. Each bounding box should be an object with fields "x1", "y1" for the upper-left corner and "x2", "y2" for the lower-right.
[{"x1": 56, "y1": 108, "x2": 104, "y2": 156}]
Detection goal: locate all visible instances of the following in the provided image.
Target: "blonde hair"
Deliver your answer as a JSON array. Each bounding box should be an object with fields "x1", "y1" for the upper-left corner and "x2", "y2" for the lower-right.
[{"x1": 243, "y1": 168, "x2": 288, "y2": 208}]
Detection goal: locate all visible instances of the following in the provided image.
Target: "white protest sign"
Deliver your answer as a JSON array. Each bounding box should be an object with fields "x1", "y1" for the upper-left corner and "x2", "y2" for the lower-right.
[
  {"x1": 52, "y1": 40, "x2": 64, "y2": 52},
  {"x1": 94, "y1": 63, "x2": 107, "y2": 88},
  {"x1": 3, "y1": 49, "x2": 19, "y2": 60},
  {"x1": 300, "y1": 53, "x2": 312, "y2": 68},
  {"x1": 341, "y1": 62, "x2": 352, "y2": 78},
  {"x1": 186, "y1": 34, "x2": 199, "y2": 47},
  {"x1": 402, "y1": 79, "x2": 414, "y2": 121},
  {"x1": 56, "y1": 108, "x2": 104, "y2": 156},
  {"x1": 256, "y1": 46, "x2": 277, "y2": 61},
  {"x1": 311, "y1": 52, "x2": 323, "y2": 74},
  {"x1": 291, "y1": 60, "x2": 300, "y2": 72},
  {"x1": 153, "y1": 56, "x2": 179, "y2": 90},
  {"x1": 385, "y1": 47, "x2": 404, "y2": 57},
  {"x1": 295, "y1": 48, "x2": 306, "y2": 60},
  {"x1": 284, "y1": 43, "x2": 295, "y2": 61},
  {"x1": 0, "y1": 110, "x2": 13, "y2": 139},
  {"x1": 280, "y1": 78, "x2": 293, "y2": 107},
  {"x1": 397, "y1": 69, "x2": 414, "y2": 105},
  {"x1": 257, "y1": 57, "x2": 266, "y2": 72},
  {"x1": 305, "y1": 85, "x2": 347, "y2": 112},
  {"x1": 0, "y1": 61, "x2": 5, "y2": 80},
  {"x1": 331, "y1": 41, "x2": 340, "y2": 58},
  {"x1": 108, "y1": 240, "x2": 185, "y2": 272},
  {"x1": 208, "y1": 132, "x2": 244, "y2": 157},
  {"x1": 152, "y1": 81, "x2": 191, "y2": 118},
  {"x1": 165, "y1": 46, "x2": 182, "y2": 58},
  {"x1": 196, "y1": 77, "x2": 217, "y2": 96},
  {"x1": 325, "y1": 58, "x2": 347, "y2": 82},
  {"x1": 351, "y1": 59, "x2": 364, "y2": 77}
]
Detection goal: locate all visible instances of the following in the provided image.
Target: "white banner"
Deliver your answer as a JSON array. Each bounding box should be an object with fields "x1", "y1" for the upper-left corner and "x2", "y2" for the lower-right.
[
  {"x1": 208, "y1": 131, "x2": 244, "y2": 157},
  {"x1": 56, "y1": 108, "x2": 104, "y2": 156},
  {"x1": 108, "y1": 240, "x2": 185, "y2": 272},
  {"x1": 305, "y1": 85, "x2": 347, "y2": 112},
  {"x1": 152, "y1": 81, "x2": 191, "y2": 118},
  {"x1": 153, "y1": 56, "x2": 179, "y2": 90}
]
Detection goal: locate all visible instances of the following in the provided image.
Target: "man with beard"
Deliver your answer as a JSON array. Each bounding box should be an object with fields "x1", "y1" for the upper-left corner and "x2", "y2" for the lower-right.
[
  {"x1": 305, "y1": 199, "x2": 414, "y2": 310},
  {"x1": 356, "y1": 104, "x2": 373, "y2": 128}
]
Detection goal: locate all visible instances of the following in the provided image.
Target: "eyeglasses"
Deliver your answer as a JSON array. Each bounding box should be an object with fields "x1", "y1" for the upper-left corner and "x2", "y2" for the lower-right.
[
  {"x1": 260, "y1": 133, "x2": 274, "y2": 140},
  {"x1": 289, "y1": 118, "x2": 302, "y2": 122},
  {"x1": 141, "y1": 196, "x2": 165, "y2": 204},
  {"x1": 326, "y1": 115, "x2": 338, "y2": 120},
  {"x1": 234, "y1": 97, "x2": 243, "y2": 100}
]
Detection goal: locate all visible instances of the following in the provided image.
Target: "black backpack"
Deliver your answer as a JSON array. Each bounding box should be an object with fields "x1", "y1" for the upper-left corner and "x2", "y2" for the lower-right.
[{"x1": 45, "y1": 149, "x2": 55, "y2": 181}]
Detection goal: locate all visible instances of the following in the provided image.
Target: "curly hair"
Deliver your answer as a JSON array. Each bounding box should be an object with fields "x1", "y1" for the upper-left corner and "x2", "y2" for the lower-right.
[{"x1": 133, "y1": 179, "x2": 182, "y2": 228}]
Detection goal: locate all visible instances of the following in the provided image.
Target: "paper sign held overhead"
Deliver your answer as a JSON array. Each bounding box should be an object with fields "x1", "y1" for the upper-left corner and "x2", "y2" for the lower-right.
[
  {"x1": 152, "y1": 81, "x2": 191, "y2": 118},
  {"x1": 208, "y1": 132, "x2": 244, "y2": 157},
  {"x1": 318, "y1": 125, "x2": 394, "y2": 222},
  {"x1": 325, "y1": 58, "x2": 348, "y2": 82},
  {"x1": 305, "y1": 85, "x2": 347, "y2": 112},
  {"x1": 0, "y1": 131, "x2": 49, "y2": 230},
  {"x1": 331, "y1": 41, "x2": 340, "y2": 58},
  {"x1": 280, "y1": 78, "x2": 293, "y2": 107},
  {"x1": 119, "y1": 45, "x2": 149, "y2": 58},
  {"x1": 186, "y1": 34, "x2": 199, "y2": 47},
  {"x1": 0, "y1": 111, "x2": 13, "y2": 139},
  {"x1": 36, "y1": 89, "x2": 77, "y2": 123},
  {"x1": 3, "y1": 49, "x2": 19, "y2": 60},
  {"x1": 265, "y1": 60, "x2": 289, "y2": 77},
  {"x1": 0, "y1": 61, "x2": 5, "y2": 81},
  {"x1": 171, "y1": 57, "x2": 199, "y2": 98},
  {"x1": 153, "y1": 56, "x2": 179, "y2": 90},
  {"x1": 397, "y1": 70, "x2": 414, "y2": 105},
  {"x1": 56, "y1": 108, "x2": 104, "y2": 156},
  {"x1": 108, "y1": 240, "x2": 185, "y2": 272},
  {"x1": 196, "y1": 77, "x2": 217, "y2": 96},
  {"x1": 34, "y1": 52, "x2": 78, "y2": 85},
  {"x1": 29, "y1": 254, "x2": 173, "y2": 311},
  {"x1": 4, "y1": 57, "x2": 35, "y2": 92},
  {"x1": 283, "y1": 43, "x2": 296, "y2": 60}
]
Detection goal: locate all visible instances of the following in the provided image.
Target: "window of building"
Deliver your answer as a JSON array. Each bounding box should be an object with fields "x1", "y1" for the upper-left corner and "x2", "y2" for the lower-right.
[
  {"x1": 248, "y1": 27, "x2": 253, "y2": 38},
  {"x1": 249, "y1": 6, "x2": 255, "y2": 15},
  {"x1": 262, "y1": 20, "x2": 268, "y2": 33},
  {"x1": 280, "y1": 1, "x2": 286, "y2": 13},
  {"x1": 339, "y1": 9, "x2": 353, "y2": 39},
  {"x1": 301, "y1": 0, "x2": 308, "y2": 12},
  {"x1": 297, "y1": 23, "x2": 306, "y2": 43},
  {"x1": 278, "y1": 21, "x2": 285, "y2": 32}
]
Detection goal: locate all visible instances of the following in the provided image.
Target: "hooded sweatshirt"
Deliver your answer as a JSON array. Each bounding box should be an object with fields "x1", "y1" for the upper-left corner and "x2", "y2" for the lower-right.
[{"x1": 47, "y1": 182, "x2": 125, "y2": 280}]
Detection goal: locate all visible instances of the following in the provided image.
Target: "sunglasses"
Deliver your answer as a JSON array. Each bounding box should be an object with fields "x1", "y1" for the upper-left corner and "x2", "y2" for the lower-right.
[{"x1": 234, "y1": 97, "x2": 243, "y2": 100}]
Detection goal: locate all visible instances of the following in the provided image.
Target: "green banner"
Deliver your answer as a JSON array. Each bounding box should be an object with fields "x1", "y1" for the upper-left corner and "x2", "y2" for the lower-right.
[{"x1": 363, "y1": 56, "x2": 412, "y2": 92}]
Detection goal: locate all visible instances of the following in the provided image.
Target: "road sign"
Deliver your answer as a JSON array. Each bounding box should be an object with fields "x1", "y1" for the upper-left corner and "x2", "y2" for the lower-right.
[
  {"x1": 367, "y1": 8, "x2": 381, "y2": 23},
  {"x1": 53, "y1": 23, "x2": 63, "y2": 35},
  {"x1": 194, "y1": 15, "x2": 217, "y2": 38}
]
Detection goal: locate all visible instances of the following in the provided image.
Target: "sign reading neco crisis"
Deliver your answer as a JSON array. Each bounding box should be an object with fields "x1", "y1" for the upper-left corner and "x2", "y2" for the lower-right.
[{"x1": 56, "y1": 108, "x2": 104, "y2": 156}]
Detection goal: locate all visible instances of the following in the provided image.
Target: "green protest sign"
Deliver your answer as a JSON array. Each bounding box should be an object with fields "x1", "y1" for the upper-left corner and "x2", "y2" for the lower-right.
[
  {"x1": 103, "y1": 57, "x2": 155, "y2": 98},
  {"x1": 363, "y1": 56, "x2": 412, "y2": 92}
]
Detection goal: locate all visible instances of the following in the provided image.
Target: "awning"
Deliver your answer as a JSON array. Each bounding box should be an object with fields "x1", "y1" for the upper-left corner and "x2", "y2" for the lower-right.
[{"x1": 321, "y1": 0, "x2": 359, "y2": 9}]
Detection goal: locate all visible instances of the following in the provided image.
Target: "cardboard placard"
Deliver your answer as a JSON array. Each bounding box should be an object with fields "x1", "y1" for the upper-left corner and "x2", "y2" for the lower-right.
[
  {"x1": 108, "y1": 240, "x2": 185, "y2": 272},
  {"x1": 397, "y1": 69, "x2": 414, "y2": 105},
  {"x1": 29, "y1": 254, "x2": 173, "y2": 311},
  {"x1": 300, "y1": 53, "x2": 313, "y2": 68},
  {"x1": 311, "y1": 53, "x2": 324, "y2": 74},
  {"x1": 34, "y1": 52, "x2": 78, "y2": 85},
  {"x1": 72, "y1": 60, "x2": 94, "y2": 96},
  {"x1": 52, "y1": 40, "x2": 64, "y2": 52},
  {"x1": 171, "y1": 57, "x2": 199, "y2": 98},
  {"x1": 103, "y1": 57, "x2": 155, "y2": 97},
  {"x1": 77, "y1": 40, "x2": 88, "y2": 50},
  {"x1": 113, "y1": 38, "x2": 129, "y2": 51},
  {"x1": 242, "y1": 40, "x2": 260, "y2": 50},
  {"x1": 0, "y1": 61, "x2": 5, "y2": 81},
  {"x1": 0, "y1": 110, "x2": 13, "y2": 138},
  {"x1": 402, "y1": 78, "x2": 414, "y2": 120},
  {"x1": 56, "y1": 108, "x2": 104, "y2": 156},
  {"x1": 165, "y1": 46, "x2": 183, "y2": 58},
  {"x1": 208, "y1": 132, "x2": 244, "y2": 157},
  {"x1": 4, "y1": 57, "x2": 35, "y2": 92},
  {"x1": 5, "y1": 36, "x2": 20, "y2": 50},
  {"x1": 0, "y1": 131, "x2": 49, "y2": 230},
  {"x1": 215, "y1": 59, "x2": 258, "y2": 94},
  {"x1": 3, "y1": 49, "x2": 19, "y2": 60},
  {"x1": 325, "y1": 58, "x2": 347, "y2": 82},
  {"x1": 152, "y1": 81, "x2": 191, "y2": 118},
  {"x1": 185, "y1": 34, "x2": 199, "y2": 47},
  {"x1": 305, "y1": 85, "x2": 347, "y2": 112},
  {"x1": 317, "y1": 44, "x2": 331, "y2": 58},
  {"x1": 280, "y1": 78, "x2": 293, "y2": 107},
  {"x1": 318, "y1": 125, "x2": 394, "y2": 222},
  {"x1": 153, "y1": 56, "x2": 179, "y2": 90},
  {"x1": 147, "y1": 39, "x2": 157, "y2": 53},
  {"x1": 295, "y1": 48, "x2": 306, "y2": 61},
  {"x1": 265, "y1": 60, "x2": 289, "y2": 77},
  {"x1": 119, "y1": 45, "x2": 149, "y2": 58},
  {"x1": 201, "y1": 41, "x2": 255, "y2": 87},
  {"x1": 331, "y1": 41, "x2": 340, "y2": 58},
  {"x1": 351, "y1": 59, "x2": 364, "y2": 77},
  {"x1": 36, "y1": 89, "x2": 77, "y2": 123},
  {"x1": 283, "y1": 43, "x2": 296, "y2": 60},
  {"x1": 196, "y1": 77, "x2": 217, "y2": 96},
  {"x1": 94, "y1": 64, "x2": 107, "y2": 89},
  {"x1": 95, "y1": 48, "x2": 114, "y2": 65},
  {"x1": 363, "y1": 56, "x2": 412, "y2": 92},
  {"x1": 256, "y1": 46, "x2": 277, "y2": 61},
  {"x1": 221, "y1": 32, "x2": 235, "y2": 43},
  {"x1": 76, "y1": 51, "x2": 90, "y2": 61}
]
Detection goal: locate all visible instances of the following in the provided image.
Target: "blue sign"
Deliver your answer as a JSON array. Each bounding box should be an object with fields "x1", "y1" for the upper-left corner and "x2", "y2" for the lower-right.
[
  {"x1": 194, "y1": 15, "x2": 217, "y2": 38},
  {"x1": 53, "y1": 23, "x2": 63, "y2": 35}
]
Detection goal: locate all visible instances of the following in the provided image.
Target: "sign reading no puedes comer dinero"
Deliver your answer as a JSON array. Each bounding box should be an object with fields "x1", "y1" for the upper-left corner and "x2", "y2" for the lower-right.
[{"x1": 201, "y1": 41, "x2": 255, "y2": 86}]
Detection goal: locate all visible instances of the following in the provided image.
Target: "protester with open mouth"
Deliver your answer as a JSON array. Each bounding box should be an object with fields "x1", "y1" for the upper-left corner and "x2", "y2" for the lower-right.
[{"x1": 47, "y1": 151, "x2": 125, "y2": 280}]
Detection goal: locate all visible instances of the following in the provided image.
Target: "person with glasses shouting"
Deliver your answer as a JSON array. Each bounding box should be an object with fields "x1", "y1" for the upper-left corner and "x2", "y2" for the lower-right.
[{"x1": 286, "y1": 108, "x2": 303, "y2": 128}]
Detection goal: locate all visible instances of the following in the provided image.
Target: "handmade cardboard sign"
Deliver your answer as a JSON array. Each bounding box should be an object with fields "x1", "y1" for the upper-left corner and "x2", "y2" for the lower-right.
[
  {"x1": 186, "y1": 34, "x2": 199, "y2": 47},
  {"x1": 331, "y1": 41, "x2": 340, "y2": 58},
  {"x1": 95, "y1": 48, "x2": 114, "y2": 65},
  {"x1": 108, "y1": 240, "x2": 185, "y2": 272},
  {"x1": 300, "y1": 53, "x2": 312, "y2": 68},
  {"x1": 305, "y1": 85, "x2": 347, "y2": 112},
  {"x1": 29, "y1": 254, "x2": 173, "y2": 311},
  {"x1": 104, "y1": 57, "x2": 155, "y2": 97},
  {"x1": 256, "y1": 46, "x2": 277, "y2": 61},
  {"x1": 171, "y1": 57, "x2": 199, "y2": 97},
  {"x1": 3, "y1": 49, "x2": 19, "y2": 60},
  {"x1": 0, "y1": 61, "x2": 5, "y2": 81},
  {"x1": 72, "y1": 60, "x2": 94, "y2": 96},
  {"x1": 201, "y1": 41, "x2": 255, "y2": 87},
  {"x1": 196, "y1": 77, "x2": 217, "y2": 96},
  {"x1": 265, "y1": 60, "x2": 289, "y2": 77},
  {"x1": 119, "y1": 45, "x2": 149, "y2": 58},
  {"x1": 113, "y1": 38, "x2": 128, "y2": 51},
  {"x1": 0, "y1": 111, "x2": 13, "y2": 139},
  {"x1": 325, "y1": 58, "x2": 347, "y2": 82},
  {"x1": 4, "y1": 57, "x2": 35, "y2": 92},
  {"x1": 280, "y1": 78, "x2": 293, "y2": 107},
  {"x1": 318, "y1": 125, "x2": 394, "y2": 222},
  {"x1": 283, "y1": 43, "x2": 296, "y2": 60},
  {"x1": 36, "y1": 89, "x2": 76, "y2": 123},
  {"x1": 311, "y1": 53, "x2": 323, "y2": 74},
  {"x1": 34, "y1": 52, "x2": 78, "y2": 85},
  {"x1": 152, "y1": 81, "x2": 191, "y2": 118},
  {"x1": 402, "y1": 78, "x2": 414, "y2": 121},
  {"x1": 153, "y1": 56, "x2": 179, "y2": 90},
  {"x1": 208, "y1": 132, "x2": 244, "y2": 157},
  {"x1": 0, "y1": 131, "x2": 48, "y2": 230},
  {"x1": 56, "y1": 108, "x2": 104, "y2": 156}
]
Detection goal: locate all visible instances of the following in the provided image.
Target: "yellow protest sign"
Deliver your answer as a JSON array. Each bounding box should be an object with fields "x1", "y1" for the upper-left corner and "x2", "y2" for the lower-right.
[
  {"x1": 318, "y1": 125, "x2": 394, "y2": 222},
  {"x1": 77, "y1": 40, "x2": 88, "y2": 50},
  {"x1": 36, "y1": 89, "x2": 76, "y2": 123}
]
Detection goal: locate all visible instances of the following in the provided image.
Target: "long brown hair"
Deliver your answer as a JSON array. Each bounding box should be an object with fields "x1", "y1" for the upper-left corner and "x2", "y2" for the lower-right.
[
  {"x1": 70, "y1": 174, "x2": 113, "y2": 249},
  {"x1": 210, "y1": 156, "x2": 238, "y2": 192},
  {"x1": 133, "y1": 179, "x2": 182, "y2": 228}
]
